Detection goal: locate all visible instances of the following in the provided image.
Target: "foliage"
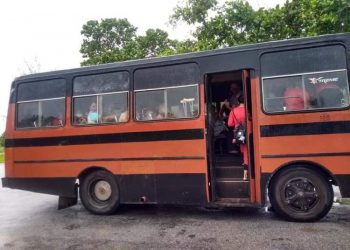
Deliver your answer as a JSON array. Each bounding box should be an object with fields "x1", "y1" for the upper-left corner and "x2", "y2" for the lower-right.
[
  {"x1": 136, "y1": 29, "x2": 176, "y2": 58},
  {"x1": 80, "y1": 0, "x2": 350, "y2": 65},
  {"x1": 80, "y1": 18, "x2": 178, "y2": 66},
  {"x1": 0, "y1": 132, "x2": 4, "y2": 148},
  {"x1": 170, "y1": 0, "x2": 218, "y2": 25},
  {"x1": 80, "y1": 18, "x2": 138, "y2": 65},
  {"x1": 171, "y1": 0, "x2": 350, "y2": 50}
]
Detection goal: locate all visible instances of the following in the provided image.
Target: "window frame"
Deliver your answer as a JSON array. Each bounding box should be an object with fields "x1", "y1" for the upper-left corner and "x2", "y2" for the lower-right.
[
  {"x1": 133, "y1": 83, "x2": 200, "y2": 122},
  {"x1": 15, "y1": 79, "x2": 66, "y2": 130},
  {"x1": 71, "y1": 71, "x2": 131, "y2": 127},
  {"x1": 261, "y1": 68, "x2": 350, "y2": 115},
  {"x1": 71, "y1": 90, "x2": 130, "y2": 126}
]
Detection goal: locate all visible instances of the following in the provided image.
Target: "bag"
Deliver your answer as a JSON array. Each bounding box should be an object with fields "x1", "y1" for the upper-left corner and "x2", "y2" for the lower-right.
[
  {"x1": 231, "y1": 110, "x2": 246, "y2": 145},
  {"x1": 233, "y1": 123, "x2": 246, "y2": 144}
]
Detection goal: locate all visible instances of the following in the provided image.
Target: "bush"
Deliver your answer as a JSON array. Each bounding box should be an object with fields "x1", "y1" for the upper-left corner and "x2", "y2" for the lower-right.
[{"x1": 0, "y1": 132, "x2": 4, "y2": 147}]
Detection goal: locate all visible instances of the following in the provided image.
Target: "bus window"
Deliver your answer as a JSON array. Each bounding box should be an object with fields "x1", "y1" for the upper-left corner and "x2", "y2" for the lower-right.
[
  {"x1": 261, "y1": 45, "x2": 350, "y2": 114},
  {"x1": 17, "y1": 102, "x2": 39, "y2": 128},
  {"x1": 167, "y1": 85, "x2": 199, "y2": 118},
  {"x1": 72, "y1": 72, "x2": 129, "y2": 125},
  {"x1": 135, "y1": 85, "x2": 199, "y2": 121},
  {"x1": 262, "y1": 70, "x2": 350, "y2": 113},
  {"x1": 134, "y1": 63, "x2": 200, "y2": 121},
  {"x1": 16, "y1": 79, "x2": 66, "y2": 129}
]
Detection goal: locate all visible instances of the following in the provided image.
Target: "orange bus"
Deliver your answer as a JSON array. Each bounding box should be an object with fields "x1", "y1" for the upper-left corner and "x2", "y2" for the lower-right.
[{"x1": 2, "y1": 33, "x2": 350, "y2": 221}]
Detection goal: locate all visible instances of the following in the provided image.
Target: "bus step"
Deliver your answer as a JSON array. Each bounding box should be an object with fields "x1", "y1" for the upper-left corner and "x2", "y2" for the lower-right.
[
  {"x1": 214, "y1": 198, "x2": 252, "y2": 207},
  {"x1": 215, "y1": 166, "x2": 244, "y2": 178},
  {"x1": 215, "y1": 155, "x2": 241, "y2": 162},
  {"x1": 215, "y1": 178, "x2": 249, "y2": 198},
  {"x1": 215, "y1": 158, "x2": 243, "y2": 167}
]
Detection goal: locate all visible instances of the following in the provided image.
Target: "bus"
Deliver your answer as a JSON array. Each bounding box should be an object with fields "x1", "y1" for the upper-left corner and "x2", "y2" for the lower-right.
[{"x1": 2, "y1": 33, "x2": 350, "y2": 222}]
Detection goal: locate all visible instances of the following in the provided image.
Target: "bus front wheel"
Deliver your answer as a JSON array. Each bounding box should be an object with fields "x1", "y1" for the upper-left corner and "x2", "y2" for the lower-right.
[
  {"x1": 269, "y1": 167, "x2": 333, "y2": 222},
  {"x1": 79, "y1": 170, "x2": 120, "y2": 215}
]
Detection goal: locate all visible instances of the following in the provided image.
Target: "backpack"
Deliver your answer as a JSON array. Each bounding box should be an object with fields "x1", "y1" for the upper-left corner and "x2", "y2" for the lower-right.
[{"x1": 231, "y1": 110, "x2": 246, "y2": 145}]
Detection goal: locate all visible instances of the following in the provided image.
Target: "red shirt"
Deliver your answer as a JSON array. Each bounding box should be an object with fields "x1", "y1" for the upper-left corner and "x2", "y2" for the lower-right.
[
  {"x1": 283, "y1": 87, "x2": 310, "y2": 111},
  {"x1": 228, "y1": 106, "x2": 245, "y2": 128}
]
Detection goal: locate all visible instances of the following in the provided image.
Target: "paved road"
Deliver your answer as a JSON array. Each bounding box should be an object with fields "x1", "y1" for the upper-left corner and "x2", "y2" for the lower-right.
[{"x1": 0, "y1": 164, "x2": 349, "y2": 250}]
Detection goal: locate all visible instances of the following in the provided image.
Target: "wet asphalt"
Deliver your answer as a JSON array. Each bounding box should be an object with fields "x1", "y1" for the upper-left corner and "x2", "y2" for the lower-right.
[{"x1": 0, "y1": 164, "x2": 349, "y2": 250}]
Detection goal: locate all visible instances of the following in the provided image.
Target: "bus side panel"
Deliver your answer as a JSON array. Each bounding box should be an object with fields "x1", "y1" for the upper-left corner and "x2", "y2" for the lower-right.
[
  {"x1": 259, "y1": 123, "x2": 350, "y2": 199},
  {"x1": 116, "y1": 173, "x2": 207, "y2": 204},
  {"x1": 2, "y1": 177, "x2": 77, "y2": 197}
]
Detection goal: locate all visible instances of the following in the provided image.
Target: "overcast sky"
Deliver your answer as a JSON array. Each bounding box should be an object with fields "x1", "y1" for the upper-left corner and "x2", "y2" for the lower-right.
[{"x1": 0, "y1": 0, "x2": 286, "y2": 133}]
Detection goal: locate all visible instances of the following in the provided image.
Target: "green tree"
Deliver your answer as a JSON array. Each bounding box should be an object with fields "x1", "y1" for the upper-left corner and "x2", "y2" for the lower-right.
[
  {"x1": 136, "y1": 29, "x2": 176, "y2": 58},
  {"x1": 171, "y1": 0, "x2": 350, "y2": 50},
  {"x1": 80, "y1": 19, "x2": 178, "y2": 66},
  {"x1": 0, "y1": 132, "x2": 4, "y2": 148},
  {"x1": 80, "y1": 18, "x2": 138, "y2": 65},
  {"x1": 80, "y1": 1, "x2": 350, "y2": 65}
]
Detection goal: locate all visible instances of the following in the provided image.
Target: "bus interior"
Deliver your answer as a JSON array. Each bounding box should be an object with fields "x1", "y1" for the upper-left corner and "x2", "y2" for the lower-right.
[{"x1": 206, "y1": 70, "x2": 250, "y2": 202}]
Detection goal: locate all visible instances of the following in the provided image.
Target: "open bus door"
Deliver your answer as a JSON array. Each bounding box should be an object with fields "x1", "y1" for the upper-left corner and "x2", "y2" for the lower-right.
[{"x1": 205, "y1": 69, "x2": 254, "y2": 205}]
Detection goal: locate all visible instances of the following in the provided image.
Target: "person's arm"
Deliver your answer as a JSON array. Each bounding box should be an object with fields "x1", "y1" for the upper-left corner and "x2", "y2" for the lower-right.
[{"x1": 227, "y1": 109, "x2": 235, "y2": 127}]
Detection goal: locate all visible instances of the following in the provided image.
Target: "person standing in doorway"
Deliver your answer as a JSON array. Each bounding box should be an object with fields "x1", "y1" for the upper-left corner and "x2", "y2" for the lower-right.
[{"x1": 228, "y1": 95, "x2": 248, "y2": 180}]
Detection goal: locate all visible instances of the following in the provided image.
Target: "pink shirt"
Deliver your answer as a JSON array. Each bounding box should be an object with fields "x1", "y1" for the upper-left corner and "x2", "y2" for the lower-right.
[
  {"x1": 228, "y1": 106, "x2": 245, "y2": 128},
  {"x1": 283, "y1": 87, "x2": 310, "y2": 110}
]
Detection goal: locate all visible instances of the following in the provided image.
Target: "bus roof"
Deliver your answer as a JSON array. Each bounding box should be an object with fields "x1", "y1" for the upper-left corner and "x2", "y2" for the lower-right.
[{"x1": 14, "y1": 33, "x2": 350, "y2": 82}]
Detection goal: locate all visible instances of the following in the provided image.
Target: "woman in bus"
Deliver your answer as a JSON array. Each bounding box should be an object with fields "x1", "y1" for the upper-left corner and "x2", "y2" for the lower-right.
[
  {"x1": 87, "y1": 102, "x2": 98, "y2": 124},
  {"x1": 228, "y1": 95, "x2": 248, "y2": 180}
]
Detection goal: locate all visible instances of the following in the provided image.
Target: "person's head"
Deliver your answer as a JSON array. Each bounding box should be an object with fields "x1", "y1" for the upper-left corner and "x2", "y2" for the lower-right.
[
  {"x1": 90, "y1": 102, "x2": 97, "y2": 112},
  {"x1": 237, "y1": 94, "x2": 244, "y2": 104},
  {"x1": 229, "y1": 83, "x2": 241, "y2": 94}
]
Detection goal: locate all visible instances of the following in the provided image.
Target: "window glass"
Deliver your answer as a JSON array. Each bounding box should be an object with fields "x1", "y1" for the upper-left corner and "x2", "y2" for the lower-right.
[
  {"x1": 73, "y1": 96, "x2": 98, "y2": 125},
  {"x1": 41, "y1": 99, "x2": 65, "y2": 127},
  {"x1": 167, "y1": 86, "x2": 199, "y2": 118},
  {"x1": 17, "y1": 99, "x2": 65, "y2": 128},
  {"x1": 100, "y1": 93, "x2": 128, "y2": 123},
  {"x1": 73, "y1": 93, "x2": 128, "y2": 125},
  {"x1": 73, "y1": 71, "x2": 129, "y2": 95},
  {"x1": 135, "y1": 90, "x2": 165, "y2": 121},
  {"x1": 304, "y1": 71, "x2": 349, "y2": 108},
  {"x1": 261, "y1": 45, "x2": 347, "y2": 77},
  {"x1": 135, "y1": 85, "x2": 199, "y2": 121},
  {"x1": 263, "y1": 70, "x2": 350, "y2": 113},
  {"x1": 17, "y1": 102, "x2": 39, "y2": 128},
  {"x1": 17, "y1": 79, "x2": 66, "y2": 101},
  {"x1": 134, "y1": 63, "x2": 199, "y2": 90}
]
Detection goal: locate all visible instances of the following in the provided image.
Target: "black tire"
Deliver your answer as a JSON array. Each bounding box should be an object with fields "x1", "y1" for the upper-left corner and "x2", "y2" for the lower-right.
[
  {"x1": 269, "y1": 167, "x2": 333, "y2": 222},
  {"x1": 79, "y1": 170, "x2": 120, "y2": 215}
]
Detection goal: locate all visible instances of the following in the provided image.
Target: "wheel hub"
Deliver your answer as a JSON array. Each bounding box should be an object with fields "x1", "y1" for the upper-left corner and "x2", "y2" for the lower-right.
[
  {"x1": 94, "y1": 180, "x2": 112, "y2": 201},
  {"x1": 283, "y1": 178, "x2": 319, "y2": 212}
]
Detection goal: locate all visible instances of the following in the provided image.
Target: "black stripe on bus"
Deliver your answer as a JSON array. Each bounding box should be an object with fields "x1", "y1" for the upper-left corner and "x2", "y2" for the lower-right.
[
  {"x1": 5, "y1": 128, "x2": 204, "y2": 148},
  {"x1": 14, "y1": 156, "x2": 205, "y2": 164},
  {"x1": 260, "y1": 121, "x2": 350, "y2": 137},
  {"x1": 261, "y1": 152, "x2": 350, "y2": 159}
]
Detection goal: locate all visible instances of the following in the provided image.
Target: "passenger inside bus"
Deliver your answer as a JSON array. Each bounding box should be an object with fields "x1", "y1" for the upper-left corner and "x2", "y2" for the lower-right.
[
  {"x1": 224, "y1": 83, "x2": 243, "y2": 109},
  {"x1": 313, "y1": 83, "x2": 344, "y2": 108},
  {"x1": 228, "y1": 94, "x2": 248, "y2": 180},
  {"x1": 283, "y1": 82, "x2": 311, "y2": 111},
  {"x1": 102, "y1": 102, "x2": 120, "y2": 123},
  {"x1": 87, "y1": 102, "x2": 98, "y2": 124},
  {"x1": 119, "y1": 110, "x2": 129, "y2": 122},
  {"x1": 207, "y1": 72, "x2": 245, "y2": 156},
  {"x1": 156, "y1": 103, "x2": 167, "y2": 119},
  {"x1": 49, "y1": 112, "x2": 63, "y2": 126}
]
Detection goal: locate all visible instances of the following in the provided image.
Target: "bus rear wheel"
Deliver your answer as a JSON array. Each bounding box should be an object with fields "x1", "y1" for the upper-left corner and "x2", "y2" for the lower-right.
[
  {"x1": 269, "y1": 167, "x2": 333, "y2": 222},
  {"x1": 79, "y1": 170, "x2": 120, "y2": 215}
]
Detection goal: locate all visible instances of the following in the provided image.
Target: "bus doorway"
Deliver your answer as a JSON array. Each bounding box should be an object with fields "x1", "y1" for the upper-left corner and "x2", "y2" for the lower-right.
[{"x1": 206, "y1": 70, "x2": 252, "y2": 204}]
